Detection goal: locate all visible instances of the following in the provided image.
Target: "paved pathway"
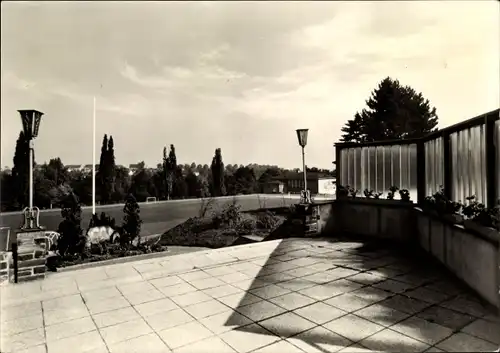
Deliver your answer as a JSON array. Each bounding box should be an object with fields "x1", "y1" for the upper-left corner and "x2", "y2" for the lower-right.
[{"x1": 1, "y1": 238, "x2": 498, "y2": 353}]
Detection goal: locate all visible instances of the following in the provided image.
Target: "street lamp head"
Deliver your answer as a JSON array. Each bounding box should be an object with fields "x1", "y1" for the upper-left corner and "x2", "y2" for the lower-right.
[
  {"x1": 18, "y1": 110, "x2": 44, "y2": 140},
  {"x1": 296, "y1": 129, "x2": 309, "y2": 148}
]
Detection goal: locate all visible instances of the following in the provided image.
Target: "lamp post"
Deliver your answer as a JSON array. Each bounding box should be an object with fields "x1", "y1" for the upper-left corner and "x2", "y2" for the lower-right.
[
  {"x1": 296, "y1": 128, "x2": 310, "y2": 203},
  {"x1": 18, "y1": 110, "x2": 44, "y2": 230}
]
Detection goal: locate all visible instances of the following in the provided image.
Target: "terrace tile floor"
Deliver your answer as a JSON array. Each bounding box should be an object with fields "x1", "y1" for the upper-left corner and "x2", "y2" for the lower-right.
[{"x1": 1, "y1": 237, "x2": 499, "y2": 353}]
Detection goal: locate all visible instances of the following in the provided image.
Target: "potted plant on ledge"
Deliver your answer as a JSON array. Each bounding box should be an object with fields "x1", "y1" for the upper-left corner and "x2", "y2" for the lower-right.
[
  {"x1": 462, "y1": 196, "x2": 499, "y2": 240},
  {"x1": 422, "y1": 188, "x2": 463, "y2": 224}
]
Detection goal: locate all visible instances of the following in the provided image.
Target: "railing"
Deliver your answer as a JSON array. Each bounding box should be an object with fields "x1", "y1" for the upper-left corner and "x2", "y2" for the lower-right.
[{"x1": 335, "y1": 109, "x2": 500, "y2": 208}]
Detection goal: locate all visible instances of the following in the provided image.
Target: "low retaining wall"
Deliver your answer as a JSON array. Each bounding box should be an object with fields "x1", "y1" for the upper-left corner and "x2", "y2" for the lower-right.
[{"x1": 315, "y1": 199, "x2": 500, "y2": 310}]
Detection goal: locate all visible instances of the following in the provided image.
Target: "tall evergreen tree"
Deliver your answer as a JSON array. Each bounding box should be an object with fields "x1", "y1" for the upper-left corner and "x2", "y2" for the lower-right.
[
  {"x1": 105, "y1": 135, "x2": 116, "y2": 202},
  {"x1": 11, "y1": 131, "x2": 31, "y2": 208},
  {"x1": 97, "y1": 134, "x2": 108, "y2": 205},
  {"x1": 341, "y1": 77, "x2": 439, "y2": 143},
  {"x1": 211, "y1": 148, "x2": 226, "y2": 197},
  {"x1": 164, "y1": 144, "x2": 177, "y2": 200}
]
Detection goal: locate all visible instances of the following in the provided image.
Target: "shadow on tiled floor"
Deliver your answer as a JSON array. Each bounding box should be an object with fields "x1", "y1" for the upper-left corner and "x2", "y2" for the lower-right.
[
  {"x1": 224, "y1": 237, "x2": 499, "y2": 353},
  {"x1": 0, "y1": 237, "x2": 498, "y2": 353}
]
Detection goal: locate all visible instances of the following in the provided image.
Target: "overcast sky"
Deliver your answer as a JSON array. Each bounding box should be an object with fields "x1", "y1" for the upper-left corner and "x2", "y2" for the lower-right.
[{"x1": 1, "y1": 1, "x2": 498, "y2": 170}]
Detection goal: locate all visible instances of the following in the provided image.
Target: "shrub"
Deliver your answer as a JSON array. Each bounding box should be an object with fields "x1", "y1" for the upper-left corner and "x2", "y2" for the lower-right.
[
  {"x1": 121, "y1": 194, "x2": 143, "y2": 245},
  {"x1": 212, "y1": 203, "x2": 242, "y2": 229},
  {"x1": 57, "y1": 192, "x2": 85, "y2": 256},
  {"x1": 256, "y1": 211, "x2": 280, "y2": 230},
  {"x1": 236, "y1": 217, "x2": 257, "y2": 234}
]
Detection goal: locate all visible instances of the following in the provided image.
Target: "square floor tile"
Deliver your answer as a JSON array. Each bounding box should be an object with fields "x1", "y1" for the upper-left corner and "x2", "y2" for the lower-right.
[
  {"x1": 134, "y1": 298, "x2": 179, "y2": 317},
  {"x1": 403, "y1": 287, "x2": 452, "y2": 304},
  {"x1": 123, "y1": 288, "x2": 165, "y2": 306},
  {"x1": 86, "y1": 295, "x2": 130, "y2": 315},
  {"x1": 249, "y1": 284, "x2": 291, "y2": 300},
  {"x1": 297, "y1": 283, "x2": 346, "y2": 301},
  {"x1": 439, "y1": 296, "x2": 490, "y2": 318},
  {"x1": 218, "y1": 272, "x2": 251, "y2": 284},
  {"x1": 203, "y1": 266, "x2": 237, "y2": 277},
  {"x1": 158, "y1": 283, "x2": 197, "y2": 297},
  {"x1": 436, "y1": 332, "x2": 498, "y2": 352},
  {"x1": 108, "y1": 332, "x2": 170, "y2": 353},
  {"x1": 423, "y1": 281, "x2": 466, "y2": 296},
  {"x1": 42, "y1": 294, "x2": 84, "y2": 312},
  {"x1": 276, "y1": 278, "x2": 316, "y2": 292},
  {"x1": 189, "y1": 277, "x2": 226, "y2": 290},
  {"x1": 287, "y1": 326, "x2": 353, "y2": 353},
  {"x1": 81, "y1": 287, "x2": 122, "y2": 302},
  {"x1": 372, "y1": 279, "x2": 415, "y2": 293},
  {"x1": 117, "y1": 281, "x2": 155, "y2": 295},
  {"x1": 217, "y1": 292, "x2": 262, "y2": 309},
  {"x1": 158, "y1": 321, "x2": 214, "y2": 349},
  {"x1": 174, "y1": 335, "x2": 235, "y2": 353},
  {"x1": 353, "y1": 303, "x2": 410, "y2": 327},
  {"x1": 416, "y1": 306, "x2": 476, "y2": 330},
  {"x1": 46, "y1": 330, "x2": 107, "y2": 353},
  {"x1": 379, "y1": 295, "x2": 431, "y2": 314},
  {"x1": 347, "y1": 272, "x2": 385, "y2": 285},
  {"x1": 149, "y1": 275, "x2": 185, "y2": 288},
  {"x1": 391, "y1": 316, "x2": 454, "y2": 345},
  {"x1": 257, "y1": 272, "x2": 297, "y2": 284},
  {"x1": 1, "y1": 302, "x2": 42, "y2": 322},
  {"x1": 1, "y1": 328, "x2": 45, "y2": 353},
  {"x1": 183, "y1": 299, "x2": 228, "y2": 320},
  {"x1": 219, "y1": 324, "x2": 280, "y2": 353},
  {"x1": 349, "y1": 286, "x2": 392, "y2": 302},
  {"x1": 171, "y1": 291, "x2": 212, "y2": 307},
  {"x1": 461, "y1": 318, "x2": 500, "y2": 344},
  {"x1": 293, "y1": 297, "x2": 346, "y2": 322},
  {"x1": 99, "y1": 318, "x2": 152, "y2": 345},
  {"x1": 359, "y1": 328, "x2": 430, "y2": 352},
  {"x1": 199, "y1": 310, "x2": 252, "y2": 334},
  {"x1": 323, "y1": 293, "x2": 377, "y2": 313},
  {"x1": 236, "y1": 300, "x2": 287, "y2": 322},
  {"x1": 278, "y1": 293, "x2": 321, "y2": 313},
  {"x1": 203, "y1": 284, "x2": 242, "y2": 298},
  {"x1": 323, "y1": 314, "x2": 384, "y2": 342},
  {"x1": 144, "y1": 308, "x2": 195, "y2": 332},
  {"x1": 45, "y1": 316, "x2": 96, "y2": 342},
  {"x1": 92, "y1": 307, "x2": 141, "y2": 328},
  {"x1": 259, "y1": 312, "x2": 317, "y2": 338}
]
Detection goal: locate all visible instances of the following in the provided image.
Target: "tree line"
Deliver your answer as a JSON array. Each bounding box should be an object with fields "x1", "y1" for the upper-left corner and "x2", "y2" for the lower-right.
[{"x1": 0, "y1": 134, "x2": 308, "y2": 211}]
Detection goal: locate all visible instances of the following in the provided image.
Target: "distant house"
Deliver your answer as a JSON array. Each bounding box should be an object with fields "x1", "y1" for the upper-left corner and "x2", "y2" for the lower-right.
[
  {"x1": 265, "y1": 171, "x2": 334, "y2": 195},
  {"x1": 262, "y1": 180, "x2": 284, "y2": 194},
  {"x1": 66, "y1": 164, "x2": 83, "y2": 173},
  {"x1": 82, "y1": 164, "x2": 99, "y2": 175}
]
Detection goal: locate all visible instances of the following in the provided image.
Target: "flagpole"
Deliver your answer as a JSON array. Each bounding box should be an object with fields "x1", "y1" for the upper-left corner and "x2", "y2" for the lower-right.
[{"x1": 92, "y1": 96, "x2": 96, "y2": 215}]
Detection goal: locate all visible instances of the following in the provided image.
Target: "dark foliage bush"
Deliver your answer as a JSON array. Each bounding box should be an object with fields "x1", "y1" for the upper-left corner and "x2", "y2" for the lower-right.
[
  {"x1": 121, "y1": 194, "x2": 143, "y2": 245},
  {"x1": 57, "y1": 193, "x2": 86, "y2": 256}
]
